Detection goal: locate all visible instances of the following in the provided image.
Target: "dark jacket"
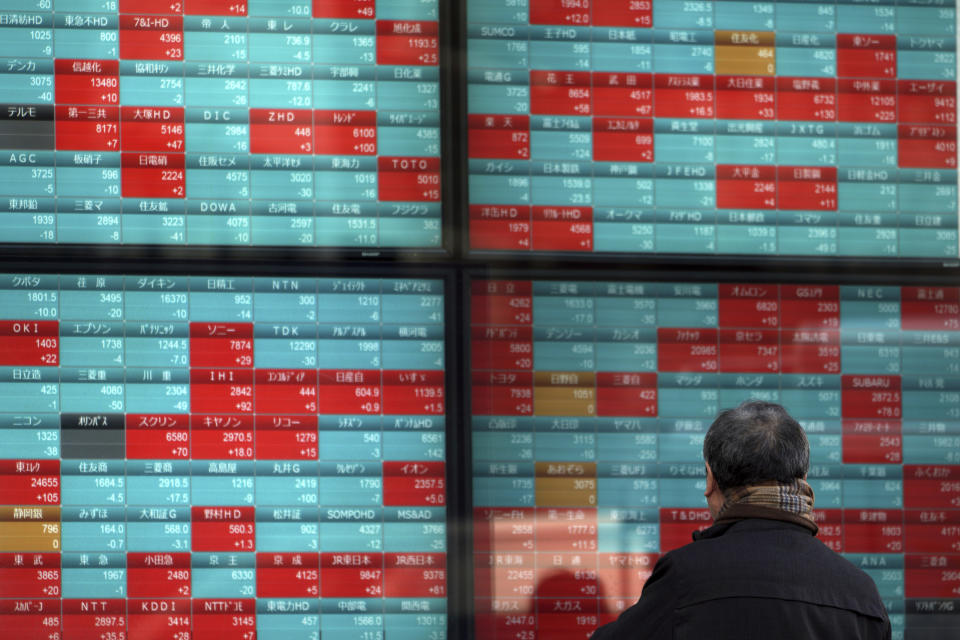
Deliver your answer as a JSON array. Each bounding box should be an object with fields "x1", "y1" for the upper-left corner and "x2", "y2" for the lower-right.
[{"x1": 590, "y1": 511, "x2": 891, "y2": 640}]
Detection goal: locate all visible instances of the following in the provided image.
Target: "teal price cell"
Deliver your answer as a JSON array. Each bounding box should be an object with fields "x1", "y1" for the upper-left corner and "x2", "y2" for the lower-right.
[
  {"x1": 53, "y1": 18, "x2": 118, "y2": 59},
  {"x1": 247, "y1": 0, "x2": 311, "y2": 17},
  {"x1": 250, "y1": 76, "x2": 312, "y2": 109},
  {"x1": 383, "y1": 430, "x2": 444, "y2": 461},
  {"x1": 61, "y1": 506, "x2": 126, "y2": 553},
  {"x1": 256, "y1": 524, "x2": 319, "y2": 553},
  {"x1": 319, "y1": 521, "x2": 382, "y2": 553},
  {"x1": 774, "y1": 2, "x2": 837, "y2": 33},
  {"x1": 254, "y1": 336, "x2": 317, "y2": 368},
  {"x1": 60, "y1": 336, "x2": 123, "y2": 367},
  {"x1": 473, "y1": 476, "x2": 534, "y2": 507},
  {"x1": 313, "y1": 21, "x2": 376, "y2": 65},
  {"x1": 191, "y1": 465, "x2": 255, "y2": 506},
  {"x1": 656, "y1": 288, "x2": 718, "y2": 327},
  {"x1": 377, "y1": 0, "x2": 437, "y2": 20},
  {"x1": 897, "y1": 2, "x2": 956, "y2": 37},
  {"x1": 468, "y1": 0, "x2": 528, "y2": 24},
  {"x1": 836, "y1": 1, "x2": 897, "y2": 34},
  {"x1": 595, "y1": 289, "x2": 658, "y2": 327},
  {"x1": 125, "y1": 469, "x2": 190, "y2": 507},
  {"x1": 184, "y1": 18, "x2": 249, "y2": 62},
  {"x1": 598, "y1": 520, "x2": 659, "y2": 553},
  {"x1": 316, "y1": 337, "x2": 381, "y2": 368},
  {"x1": 378, "y1": 125, "x2": 439, "y2": 156},
  {"x1": 0, "y1": 381, "x2": 58, "y2": 413},
  {"x1": 473, "y1": 432, "x2": 533, "y2": 463},
  {"x1": 384, "y1": 611, "x2": 446, "y2": 640},
  {"x1": 185, "y1": 74, "x2": 250, "y2": 108},
  {"x1": 126, "y1": 507, "x2": 191, "y2": 551},
  {"x1": 257, "y1": 601, "x2": 320, "y2": 640},
  {"x1": 652, "y1": 30, "x2": 714, "y2": 74},
  {"x1": 377, "y1": 72, "x2": 441, "y2": 111},
  {"x1": 467, "y1": 70, "x2": 530, "y2": 115},
  {"x1": 715, "y1": 1, "x2": 775, "y2": 30},
  {"x1": 469, "y1": 27, "x2": 531, "y2": 70},
  {"x1": 777, "y1": 210, "x2": 838, "y2": 256},
  {"x1": 658, "y1": 386, "x2": 719, "y2": 420},
  {"x1": 379, "y1": 215, "x2": 441, "y2": 248},
  {"x1": 192, "y1": 553, "x2": 256, "y2": 598},
  {"x1": 838, "y1": 133, "x2": 898, "y2": 170},
  {"x1": 0, "y1": 16, "x2": 53, "y2": 58},
  {"x1": 597, "y1": 477, "x2": 660, "y2": 509},
  {"x1": 186, "y1": 212, "x2": 251, "y2": 245},
  {"x1": 186, "y1": 120, "x2": 251, "y2": 153},
  {"x1": 61, "y1": 461, "x2": 125, "y2": 506},
  {"x1": 844, "y1": 554, "x2": 904, "y2": 598},
  {"x1": 901, "y1": 339, "x2": 960, "y2": 375},
  {"x1": 659, "y1": 479, "x2": 707, "y2": 508},
  {"x1": 314, "y1": 77, "x2": 376, "y2": 110},
  {"x1": 716, "y1": 213, "x2": 778, "y2": 255},
  {"x1": 529, "y1": 28, "x2": 591, "y2": 71},
  {"x1": 383, "y1": 521, "x2": 445, "y2": 553},
  {"x1": 808, "y1": 466, "x2": 843, "y2": 508},
  {"x1": 596, "y1": 341, "x2": 656, "y2": 372},
  {"x1": 315, "y1": 214, "x2": 379, "y2": 247},
  {"x1": 253, "y1": 282, "x2": 319, "y2": 322},
  {"x1": 61, "y1": 553, "x2": 126, "y2": 599},
  {"x1": 592, "y1": 35, "x2": 652, "y2": 73},
  {"x1": 655, "y1": 122, "x2": 715, "y2": 164},
  {"x1": 315, "y1": 288, "x2": 380, "y2": 320},
  {"x1": 533, "y1": 339, "x2": 596, "y2": 371},
  {"x1": 654, "y1": 3, "x2": 713, "y2": 29},
  {"x1": 531, "y1": 175, "x2": 591, "y2": 206},
  {"x1": 531, "y1": 127, "x2": 592, "y2": 163},
  {"x1": 593, "y1": 175, "x2": 655, "y2": 209},
  {"x1": 318, "y1": 474, "x2": 383, "y2": 507},
  {"x1": 119, "y1": 74, "x2": 184, "y2": 108},
  {"x1": 125, "y1": 381, "x2": 189, "y2": 414},
  {"x1": 249, "y1": 21, "x2": 312, "y2": 64},
  {"x1": 809, "y1": 432, "x2": 843, "y2": 464},
  {"x1": 655, "y1": 177, "x2": 716, "y2": 210}
]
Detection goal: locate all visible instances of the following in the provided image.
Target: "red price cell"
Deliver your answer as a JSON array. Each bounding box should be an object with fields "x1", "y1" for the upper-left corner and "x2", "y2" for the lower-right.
[
  {"x1": 320, "y1": 552, "x2": 382, "y2": 598},
  {"x1": 474, "y1": 551, "x2": 534, "y2": 601},
  {"x1": 257, "y1": 552, "x2": 319, "y2": 598},
  {"x1": 812, "y1": 509, "x2": 844, "y2": 552},
  {"x1": 776, "y1": 77, "x2": 837, "y2": 121},
  {"x1": 63, "y1": 598, "x2": 126, "y2": 640},
  {"x1": 470, "y1": 205, "x2": 532, "y2": 251},
  {"x1": 659, "y1": 508, "x2": 713, "y2": 553},
  {"x1": 780, "y1": 329, "x2": 840, "y2": 374},
  {"x1": 594, "y1": 0, "x2": 652, "y2": 27},
  {"x1": 841, "y1": 375, "x2": 901, "y2": 419},
  {"x1": 0, "y1": 600, "x2": 60, "y2": 638},
  {"x1": 385, "y1": 552, "x2": 446, "y2": 597},
  {"x1": 126, "y1": 414, "x2": 189, "y2": 459},
  {"x1": 531, "y1": 70, "x2": 592, "y2": 116},
  {"x1": 249, "y1": 108, "x2": 313, "y2": 154},
  {"x1": 189, "y1": 369, "x2": 255, "y2": 414},
  {"x1": 383, "y1": 460, "x2": 445, "y2": 506},
  {"x1": 473, "y1": 507, "x2": 535, "y2": 553},
  {"x1": 185, "y1": 0, "x2": 248, "y2": 16},
  {"x1": 0, "y1": 460, "x2": 60, "y2": 505},
  {"x1": 191, "y1": 506, "x2": 255, "y2": 552},
  {"x1": 716, "y1": 165, "x2": 777, "y2": 210},
  {"x1": 532, "y1": 206, "x2": 593, "y2": 251},
  {"x1": 254, "y1": 369, "x2": 318, "y2": 414},
  {"x1": 55, "y1": 106, "x2": 119, "y2": 151},
  {"x1": 716, "y1": 75, "x2": 775, "y2": 120},
  {"x1": 128, "y1": 599, "x2": 190, "y2": 640},
  {"x1": 468, "y1": 114, "x2": 530, "y2": 159},
  {"x1": 312, "y1": 0, "x2": 373, "y2": 19},
  {"x1": 121, "y1": 152, "x2": 185, "y2": 198},
  {"x1": 530, "y1": 0, "x2": 589, "y2": 25},
  {"x1": 0, "y1": 320, "x2": 59, "y2": 366},
  {"x1": 838, "y1": 79, "x2": 896, "y2": 123},
  {"x1": 0, "y1": 553, "x2": 60, "y2": 598},
  {"x1": 905, "y1": 554, "x2": 960, "y2": 598},
  {"x1": 190, "y1": 414, "x2": 254, "y2": 459},
  {"x1": 657, "y1": 328, "x2": 718, "y2": 372},
  {"x1": 54, "y1": 59, "x2": 120, "y2": 105},
  {"x1": 255, "y1": 414, "x2": 318, "y2": 460},
  {"x1": 719, "y1": 283, "x2": 779, "y2": 328},
  {"x1": 192, "y1": 599, "x2": 255, "y2": 638},
  {"x1": 534, "y1": 553, "x2": 598, "y2": 597},
  {"x1": 314, "y1": 109, "x2": 377, "y2": 155},
  {"x1": 593, "y1": 72, "x2": 653, "y2": 116},
  {"x1": 470, "y1": 280, "x2": 533, "y2": 325},
  {"x1": 780, "y1": 285, "x2": 840, "y2": 329},
  {"x1": 382, "y1": 370, "x2": 445, "y2": 415},
  {"x1": 189, "y1": 322, "x2": 254, "y2": 367},
  {"x1": 899, "y1": 125, "x2": 957, "y2": 169},
  {"x1": 596, "y1": 372, "x2": 657, "y2": 417},
  {"x1": 121, "y1": 0, "x2": 183, "y2": 13},
  {"x1": 598, "y1": 553, "x2": 658, "y2": 599},
  {"x1": 837, "y1": 34, "x2": 896, "y2": 78},
  {"x1": 777, "y1": 166, "x2": 837, "y2": 211},
  {"x1": 471, "y1": 326, "x2": 533, "y2": 371},
  {"x1": 317, "y1": 369, "x2": 383, "y2": 415},
  {"x1": 905, "y1": 511, "x2": 960, "y2": 553},
  {"x1": 378, "y1": 156, "x2": 440, "y2": 201},
  {"x1": 127, "y1": 553, "x2": 190, "y2": 598},
  {"x1": 376, "y1": 21, "x2": 438, "y2": 65},
  {"x1": 120, "y1": 106, "x2": 185, "y2": 152},
  {"x1": 533, "y1": 508, "x2": 597, "y2": 553},
  {"x1": 898, "y1": 80, "x2": 957, "y2": 125},
  {"x1": 593, "y1": 117, "x2": 653, "y2": 162},
  {"x1": 901, "y1": 287, "x2": 960, "y2": 331},
  {"x1": 537, "y1": 597, "x2": 600, "y2": 637},
  {"x1": 718, "y1": 329, "x2": 779, "y2": 373},
  {"x1": 903, "y1": 465, "x2": 960, "y2": 509},
  {"x1": 118, "y1": 15, "x2": 184, "y2": 61},
  {"x1": 654, "y1": 74, "x2": 715, "y2": 119},
  {"x1": 842, "y1": 509, "x2": 904, "y2": 553}
]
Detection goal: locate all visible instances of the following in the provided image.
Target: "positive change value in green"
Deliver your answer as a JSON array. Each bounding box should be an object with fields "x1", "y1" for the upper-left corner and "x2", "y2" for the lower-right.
[
  {"x1": 0, "y1": 0, "x2": 441, "y2": 248},
  {"x1": 467, "y1": 1, "x2": 959, "y2": 258}
]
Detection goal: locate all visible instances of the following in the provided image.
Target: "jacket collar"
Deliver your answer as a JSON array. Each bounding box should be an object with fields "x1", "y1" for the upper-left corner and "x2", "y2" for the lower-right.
[{"x1": 693, "y1": 503, "x2": 819, "y2": 541}]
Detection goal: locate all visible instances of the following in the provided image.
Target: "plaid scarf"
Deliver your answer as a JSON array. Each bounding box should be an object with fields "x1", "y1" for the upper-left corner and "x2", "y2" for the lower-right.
[{"x1": 717, "y1": 478, "x2": 817, "y2": 533}]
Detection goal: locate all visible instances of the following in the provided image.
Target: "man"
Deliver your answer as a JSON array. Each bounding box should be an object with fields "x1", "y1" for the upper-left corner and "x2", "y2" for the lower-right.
[{"x1": 590, "y1": 401, "x2": 891, "y2": 640}]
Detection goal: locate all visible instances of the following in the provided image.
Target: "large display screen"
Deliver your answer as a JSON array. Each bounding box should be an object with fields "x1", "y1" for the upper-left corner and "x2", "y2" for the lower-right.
[
  {"x1": 467, "y1": 1, "x2": 959, "y2": 258},
  {"x1": 0, "y1": 1, "x2": 441, "y2": 249},
  {"x1": 0, "y1": 273, "x2": 446, "y2": 639},
  {"x1": 471, "y1": 278, "x2": 960, "y2": 639}
]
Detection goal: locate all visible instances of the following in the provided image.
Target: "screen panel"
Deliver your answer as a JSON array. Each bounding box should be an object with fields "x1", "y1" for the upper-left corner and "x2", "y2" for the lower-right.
[
  {"x1": 466, "y1": 1, "x2": 959, "y2": 258},
  {"x1": 0, "y1": 272, "x2": 446, "y2": 639},
  {"x1": 0, "y1": 1, "x2": 442, "y2": 249},
  {"x1": 471, "y1": 277, "x2": 960, "y2": 639}
]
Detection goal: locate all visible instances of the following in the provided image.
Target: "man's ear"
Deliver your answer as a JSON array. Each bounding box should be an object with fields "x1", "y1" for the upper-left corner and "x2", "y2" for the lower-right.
[{"x1": 704, "y1": 463, "x2": 718, "y2": 499}]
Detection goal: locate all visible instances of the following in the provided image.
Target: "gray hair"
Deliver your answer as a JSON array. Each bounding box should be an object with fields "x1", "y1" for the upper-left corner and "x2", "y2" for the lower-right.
[{"x1": 703, "y1": 401, "x2": 809, "y2": 491}]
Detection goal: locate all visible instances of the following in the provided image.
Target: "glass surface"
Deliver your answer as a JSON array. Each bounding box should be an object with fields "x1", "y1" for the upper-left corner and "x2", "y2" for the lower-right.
[{"x1": 0, "y1": 272, "x2": 446, "y2": 640}]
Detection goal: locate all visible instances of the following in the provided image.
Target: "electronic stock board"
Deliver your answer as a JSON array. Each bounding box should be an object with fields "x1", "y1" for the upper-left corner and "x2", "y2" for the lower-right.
[
  {"x1": 0, "y1": 273, "x2": 447, "y2": 640},
  {"x1": 0, "y1": 0, "x2": 442, "y2": 249},
  {"x1": 467, "y1": 1, "x2": 959, "y2": 258},
  {"x1": 472, "y1": 277, "x2": 960, "y2": 639}
]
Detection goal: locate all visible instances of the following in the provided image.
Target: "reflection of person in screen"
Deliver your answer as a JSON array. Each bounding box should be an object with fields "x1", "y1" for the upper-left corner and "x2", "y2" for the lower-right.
[{"x1": 589, "y1": 401, "x2": 891, "y2": 640}]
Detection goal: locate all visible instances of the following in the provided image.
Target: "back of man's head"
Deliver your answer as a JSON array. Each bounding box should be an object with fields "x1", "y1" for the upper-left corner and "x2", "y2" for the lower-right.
[{"x1": 703, "y1": 401, "x2": 809, "y2": 491}]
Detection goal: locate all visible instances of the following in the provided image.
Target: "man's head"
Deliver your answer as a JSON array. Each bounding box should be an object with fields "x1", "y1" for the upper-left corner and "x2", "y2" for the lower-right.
[{"x1": 702, "y1": 401, "x2": 809, "y2": 517}]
